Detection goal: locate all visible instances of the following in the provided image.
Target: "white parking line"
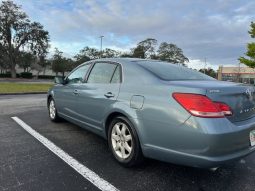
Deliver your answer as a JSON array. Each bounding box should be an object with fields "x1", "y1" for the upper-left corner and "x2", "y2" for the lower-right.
[{"x1": 12, "y1": 116, "x2": 119, "y2": 191}]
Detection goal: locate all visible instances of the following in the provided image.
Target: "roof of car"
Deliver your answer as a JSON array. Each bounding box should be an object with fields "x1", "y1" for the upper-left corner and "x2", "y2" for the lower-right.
[{"x1": 93, "y1": 58, "x2": 161, "y2": 65}]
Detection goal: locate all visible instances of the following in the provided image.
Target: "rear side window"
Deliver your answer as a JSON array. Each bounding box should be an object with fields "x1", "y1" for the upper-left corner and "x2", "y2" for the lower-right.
[
  {"x1": 138, "y1": 61, "x2": 214, "y2": 81},
  {"x1": 87, "y1": 62, "x2": 117, "y2": 83}
]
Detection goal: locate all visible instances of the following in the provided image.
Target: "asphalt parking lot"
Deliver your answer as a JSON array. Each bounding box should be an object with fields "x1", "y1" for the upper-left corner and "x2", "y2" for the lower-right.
[{"x1": 1, "y1": 94, "x2": 255, "y2": 191}]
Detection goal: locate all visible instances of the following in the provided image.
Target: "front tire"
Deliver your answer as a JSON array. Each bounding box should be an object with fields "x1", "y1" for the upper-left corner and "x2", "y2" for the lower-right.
[
  {"x1": 108, "y1": 116, "x2": 143, "y2": 167},
  {"x1": 48, "y1": 98, "x2": 61, "y2": 122}
]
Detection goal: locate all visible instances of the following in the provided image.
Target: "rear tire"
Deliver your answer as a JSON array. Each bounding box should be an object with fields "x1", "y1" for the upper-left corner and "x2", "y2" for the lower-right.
[
  {"x1": 108, "y1": 116, "x2": 144, "y2": 167},
  {"x1": 48, "y1": 97, "x2": 61, "y2": 122}
]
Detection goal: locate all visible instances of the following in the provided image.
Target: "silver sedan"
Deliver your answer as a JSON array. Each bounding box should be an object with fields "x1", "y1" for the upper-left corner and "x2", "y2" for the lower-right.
[{"x1": 47, "y1": 58, "x2": 255, "y2": 168}]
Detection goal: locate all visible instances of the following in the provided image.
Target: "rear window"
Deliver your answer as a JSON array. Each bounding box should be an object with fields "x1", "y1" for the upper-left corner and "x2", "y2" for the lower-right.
[{"x1": 137, "y1": 61, "x2": 214, "y2": 81}]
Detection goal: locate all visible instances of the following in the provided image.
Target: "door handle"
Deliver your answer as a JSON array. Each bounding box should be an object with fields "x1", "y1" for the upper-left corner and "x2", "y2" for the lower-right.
[
  {"x1": 104, "y1": 92, "x2": 115, "y2": 98},
  {"x1": 73, "y1": 89, "x2": 79, "y2": 95}
]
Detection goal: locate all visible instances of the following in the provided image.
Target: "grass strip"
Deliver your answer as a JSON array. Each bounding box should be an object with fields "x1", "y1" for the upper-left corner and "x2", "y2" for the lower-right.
[{"x1": 0, "y1": 83, "x2": 53, "y2": 93}]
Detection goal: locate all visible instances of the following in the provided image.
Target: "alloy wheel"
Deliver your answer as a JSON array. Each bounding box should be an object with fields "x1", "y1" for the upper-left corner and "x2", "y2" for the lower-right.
[
  {"x1": 111, "y1": 122, "x2": 133, "y2": 159},
  {"x1": 49, "y1": 100, "x2": 56, "y2": 119}
]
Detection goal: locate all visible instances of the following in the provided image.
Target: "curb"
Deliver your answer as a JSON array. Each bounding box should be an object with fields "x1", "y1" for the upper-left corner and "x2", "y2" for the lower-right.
[{"x1": 0, "y1": 92, "x2": 47, "y2": 95}]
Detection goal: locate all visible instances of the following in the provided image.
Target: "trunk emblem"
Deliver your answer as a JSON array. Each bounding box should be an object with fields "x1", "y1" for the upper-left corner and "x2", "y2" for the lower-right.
[
  {"x1": 209, "y1": 89, "x2": 220, "y2": 93},
  {"x1": 240, "y1": 106, "x2": 255, "y2": 114},
  {"x1": 245, "y1": 88, "x2": 254, "y2": 99}
]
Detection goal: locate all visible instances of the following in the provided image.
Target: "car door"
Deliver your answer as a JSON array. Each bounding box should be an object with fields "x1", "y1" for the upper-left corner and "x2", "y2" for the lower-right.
[
  {"x1": 54, "y1": 63, "x2": 92, "y2": 119},
  {"x1": 74, "y1": 62, "x2": 121, "y2": 130}
]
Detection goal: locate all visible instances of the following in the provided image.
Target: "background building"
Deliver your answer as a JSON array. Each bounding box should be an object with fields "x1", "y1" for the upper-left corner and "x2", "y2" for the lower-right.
[{"x1": 218, "y1": 66, "x2": 255, "y2": 84}]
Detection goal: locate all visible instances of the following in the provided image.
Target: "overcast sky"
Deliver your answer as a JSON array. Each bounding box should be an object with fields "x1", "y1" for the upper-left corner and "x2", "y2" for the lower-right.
[{"x1": 11, "y1": 0, "x2": 255, "y2": 70}]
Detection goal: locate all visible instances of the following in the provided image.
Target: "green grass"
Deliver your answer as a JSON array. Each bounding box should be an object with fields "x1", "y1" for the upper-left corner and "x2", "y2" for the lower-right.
[{"x1": 0, "y1": 83, "x2": 53, "y2": 93}]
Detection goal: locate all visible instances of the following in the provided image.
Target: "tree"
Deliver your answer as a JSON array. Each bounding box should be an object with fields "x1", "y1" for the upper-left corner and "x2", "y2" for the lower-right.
[
  {"x1": 131, "y1": 38, "x2": 157, "y2": 59},
  {"x1": 17, "y1": 51, "x2": 35, "y2": 72},
  {"x1": 74, "y1": 47, "x2": 120, "y2": 67},
  {"x1": 239, "y1": 22, "x2": 255, "y2": 68},
  {"x1": 248, "y1": 22, "x2": 255, "y2": 38},
  {"x1": 199, "y1": 68, "x2": 216, "y2": 78},
  {"x1": 157, "y1": 42, "x2": 189, "y2": 64},
  {"x1": 66, "y1": 58, "x2": 74, "y2": 72},
  {"x1": 38, "y1": 55, "x2": 51, "y2": 75},
  {"x1": 132, "y1": 45, "x2": 145, "y2": 58},
  {"x1": 102, "y1": 48, "x2": 120, "y2": 58},
  {"x1": 0, "y1": 0, "x2": 50, "y2": 78},
  {"x1": 77, "y1": 46, "x2": 100, "y2": 60},
  {"x1": 31, "y1": 59, "x2": 43, "y2": 78},
  {"x1": 137, "y1": 38, "x2": 157, "y2": 58},
  {"x1": 51, "y1": 48, "x2": 72, "y2": 77},
  {"x1": 74, "y1": 52, "x2": 90, "y2": 67},
  {"x1": 120, "y1": 52, "x2": 133, "y2": 58}
]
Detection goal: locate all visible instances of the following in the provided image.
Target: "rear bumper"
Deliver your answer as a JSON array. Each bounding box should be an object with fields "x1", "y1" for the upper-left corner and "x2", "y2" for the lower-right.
[
  {"x1": 141, "y1": 116, "x2": 255, "y2": 168},
  {"x1": 143, "y1": 143, "x2": 255, "y2": 168}
]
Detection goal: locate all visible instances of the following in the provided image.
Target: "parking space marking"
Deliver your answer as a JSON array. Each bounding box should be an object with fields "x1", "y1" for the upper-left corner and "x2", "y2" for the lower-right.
[{"x1": 12, "y1": 116, "x2": 119, "y2": 191}]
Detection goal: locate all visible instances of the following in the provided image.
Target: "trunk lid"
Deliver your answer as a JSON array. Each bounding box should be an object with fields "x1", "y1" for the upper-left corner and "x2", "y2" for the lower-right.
[
  {"x1": 206, "y1": 82, "x2": 255, "y2": 122},
  {"x1": 167, "y1": 80, "x2": 255, "y2": 122}
]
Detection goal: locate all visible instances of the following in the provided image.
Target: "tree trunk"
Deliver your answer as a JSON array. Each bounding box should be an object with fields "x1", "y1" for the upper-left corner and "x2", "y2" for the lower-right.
[
  {"x1": 10, "y1": 60, "x2": 16, "y2": 78},
  {"x1": 8, "y1": 45, "x2": 17, "y2": 78},
  {"x1": 7, "y1": 27, "x2": 16, "y2": 78},
  {"x1": 11, "y1": 68, "x2": 16, "y2": 78},
  {"x1": 35, "y1": 71, "x2": 39, "y2": 79}
]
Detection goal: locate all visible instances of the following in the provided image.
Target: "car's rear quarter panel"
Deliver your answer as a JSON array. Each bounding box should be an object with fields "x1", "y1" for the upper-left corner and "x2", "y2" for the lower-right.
[{"x1": 119, "y1": 63, "x2": 211, "y2": 156}]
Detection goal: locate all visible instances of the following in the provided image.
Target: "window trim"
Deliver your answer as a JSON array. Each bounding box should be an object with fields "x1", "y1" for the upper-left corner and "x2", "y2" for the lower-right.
[
  {"x1": 85, "y1": 61, "x2": 123, "y2": 84},
  {"x1": 110, "y1": 65, "x2": 121, "y2": 83}
]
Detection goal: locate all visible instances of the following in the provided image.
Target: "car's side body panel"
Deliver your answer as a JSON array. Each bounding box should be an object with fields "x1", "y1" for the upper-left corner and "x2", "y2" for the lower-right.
[
  {"x1": 73, "y1": 83, "x2": 120, "y2": 130},
  {"x1": 52, "y1": 84, "x2": 78, "y2": 118}
]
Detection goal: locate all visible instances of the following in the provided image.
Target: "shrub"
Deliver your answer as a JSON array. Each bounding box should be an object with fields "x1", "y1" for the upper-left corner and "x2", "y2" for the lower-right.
[
  {"x1": 0, "y1": 73, "x2": 11, "y2": 78},
  {"x1": 20, "y1": 72, "x2": 33, "y2": 79},
  {"x1": 38, "y1": 75, "x2": 55, "y2": 79}
]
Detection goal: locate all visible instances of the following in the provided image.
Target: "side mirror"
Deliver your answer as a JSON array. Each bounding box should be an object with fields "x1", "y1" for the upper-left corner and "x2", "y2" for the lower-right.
[{"x1": 54, "y1": 76, "x2": 65, "y2": 84}]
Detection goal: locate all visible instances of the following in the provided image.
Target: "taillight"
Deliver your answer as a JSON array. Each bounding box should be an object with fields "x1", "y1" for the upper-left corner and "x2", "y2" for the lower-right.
[
  {"x1": 172, "y1": 93, "x2": 232, "y2": 118},
  {"x1": 214, "y1": 102, "x2": 232, "y2": 116}
]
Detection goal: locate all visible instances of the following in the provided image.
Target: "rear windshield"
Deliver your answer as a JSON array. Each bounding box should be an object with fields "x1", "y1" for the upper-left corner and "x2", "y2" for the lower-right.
[{"x1": 137, "y1": 61, "x2": 214, "y2": 81}]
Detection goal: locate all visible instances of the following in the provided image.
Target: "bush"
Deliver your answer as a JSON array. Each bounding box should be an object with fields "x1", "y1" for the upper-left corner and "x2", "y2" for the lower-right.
[
  {"x1": 0, "y1": 72, "x2": 11, "y2": 78},
  {"x1": 38, "y1": 75, "x2": 55, "y2": 79},
  {"x1": 20, "y1": 72, "x2": 33, "y2": 79},
  {"x1": 0, "y1": 72, "x2": 23, "y2": 78}
]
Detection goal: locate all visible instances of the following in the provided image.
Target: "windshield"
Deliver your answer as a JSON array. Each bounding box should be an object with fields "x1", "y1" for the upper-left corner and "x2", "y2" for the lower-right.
[{"x1": 137, "y1": 61, "x2": 215, "y2": 81}]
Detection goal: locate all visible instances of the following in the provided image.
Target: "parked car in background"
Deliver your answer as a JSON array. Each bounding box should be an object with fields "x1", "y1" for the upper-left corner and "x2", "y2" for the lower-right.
[{"x1": 47, "y1": 58, "x2": 255, "y2": 168}]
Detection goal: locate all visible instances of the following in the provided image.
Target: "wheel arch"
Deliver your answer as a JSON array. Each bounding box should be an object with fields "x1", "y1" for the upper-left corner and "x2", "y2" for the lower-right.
[
  {"x1": 104, "y1": 110, "x2": 143, "y2": 144},
  {"x1": 47, "y1": 89, "x2": 55, "y2": 107},
  {"x1": 47, "y1": 95, "x2": 52, "y2": 106},
  {"x1": 105, "y1": 112, "x2": 126, "y2": 138}
]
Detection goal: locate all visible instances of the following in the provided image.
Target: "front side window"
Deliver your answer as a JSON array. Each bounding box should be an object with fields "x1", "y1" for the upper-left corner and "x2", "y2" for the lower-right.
[
  {"x1": 87, "y1": 62, "x2": 117, "y2": 83},
  {"x1": 66, "y1": 64, "x2": 91, "y2": 84}
]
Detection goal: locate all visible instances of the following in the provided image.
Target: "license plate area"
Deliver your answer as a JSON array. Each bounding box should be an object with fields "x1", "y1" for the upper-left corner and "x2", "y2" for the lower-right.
[{"x1": 250, "y1": 130, "x2": 255, "y2": 147}]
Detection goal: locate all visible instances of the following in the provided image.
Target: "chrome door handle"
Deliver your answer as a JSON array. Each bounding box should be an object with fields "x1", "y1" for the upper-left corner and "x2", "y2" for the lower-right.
[
  {"x1": 104, "y1": 92, "x2": 115, "y2": 98},
  {"x1": 73, "y1": 89, "x2": 79, "y2": 95}
]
